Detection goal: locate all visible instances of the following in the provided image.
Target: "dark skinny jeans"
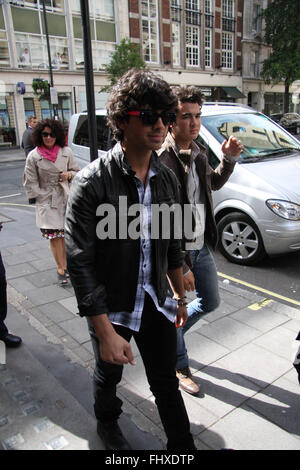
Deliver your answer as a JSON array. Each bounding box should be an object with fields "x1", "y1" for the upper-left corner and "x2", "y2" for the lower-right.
[{"x1": 87, "y1": 293, "x2": 196, "y2": 450}]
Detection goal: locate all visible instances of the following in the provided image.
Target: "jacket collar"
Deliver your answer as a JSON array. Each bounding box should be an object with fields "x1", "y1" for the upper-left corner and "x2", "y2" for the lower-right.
[{"x1": 111, "y1": 141, "x2": 161, "y2": 177}]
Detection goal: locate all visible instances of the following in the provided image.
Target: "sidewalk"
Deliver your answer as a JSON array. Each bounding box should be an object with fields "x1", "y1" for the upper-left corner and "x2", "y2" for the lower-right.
[
  {"x1": 1, "y1": 203, "x2": 300, "y2": 450},
  {"x1": 0, "y1": 148, "x2": 25, "y2": 163}
]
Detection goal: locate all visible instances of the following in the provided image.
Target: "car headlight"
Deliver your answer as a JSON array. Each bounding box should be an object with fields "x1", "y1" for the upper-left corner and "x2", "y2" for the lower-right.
[{"x1": 266, "y1": 200, "x2": 300, "y2": 221}]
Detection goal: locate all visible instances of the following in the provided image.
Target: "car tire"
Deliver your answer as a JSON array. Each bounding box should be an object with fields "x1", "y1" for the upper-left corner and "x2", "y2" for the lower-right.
[{"x1": 217, "y1": 212, "x2": 266, "y2": 265}]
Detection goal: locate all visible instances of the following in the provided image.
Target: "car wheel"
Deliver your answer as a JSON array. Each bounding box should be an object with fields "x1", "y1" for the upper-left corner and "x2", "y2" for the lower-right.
[{"x1": 217, "y1": 212, "x2": 266, "y2": 265}]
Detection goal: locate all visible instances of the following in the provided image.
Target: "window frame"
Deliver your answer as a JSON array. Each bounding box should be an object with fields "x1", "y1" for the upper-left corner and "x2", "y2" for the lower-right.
[{"x1": 141, "y1": 0, "x2": 160, "y2": 64}]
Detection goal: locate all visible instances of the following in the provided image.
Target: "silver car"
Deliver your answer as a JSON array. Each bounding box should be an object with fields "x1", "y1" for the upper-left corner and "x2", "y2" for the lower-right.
[
  {"x1": 68, "y1": 103, "x2": 300, "y2": 266},
  {"x1": 198, "y1": 103, "x2": 300, "y2": 265}
]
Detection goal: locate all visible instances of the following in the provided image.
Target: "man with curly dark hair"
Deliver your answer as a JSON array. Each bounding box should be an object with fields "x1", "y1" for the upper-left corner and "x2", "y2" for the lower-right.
[
  {"x1": 159, "y1": 86, "x2": 243, "y2": 395},
  {"x1": 65, "y1": 69, "x2": 196, "y2": 450}
]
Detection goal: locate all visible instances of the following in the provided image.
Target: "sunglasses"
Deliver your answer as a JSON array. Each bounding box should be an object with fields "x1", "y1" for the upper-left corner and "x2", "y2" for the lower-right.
[
  {"x1": 42, "y1": 131, "x2": 55, "y2": 138},
  {"x1": 127, "y1": 110, "x2": 176, "y2": 126}
]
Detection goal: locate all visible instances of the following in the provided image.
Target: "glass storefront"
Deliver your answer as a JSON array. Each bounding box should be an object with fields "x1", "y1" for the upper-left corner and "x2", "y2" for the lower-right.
[
  {"x1": 39, "y1": 94, "x2": 72, "y2": 130},
  {"x1": 264, "y1": 92, "x2": 293, "y2": 116},
  {"x1": 24, "y1": 97, "x2": 36, "y2": 121},
  {"x1": 0, "y1": 95, "x2": 16, "y2": 147}
]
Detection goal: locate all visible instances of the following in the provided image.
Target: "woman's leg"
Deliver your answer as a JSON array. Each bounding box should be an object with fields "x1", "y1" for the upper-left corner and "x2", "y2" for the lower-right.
[
  {"x1": 61, "y1": 237, "x2": 67, "y2": 272},
  {"x1": 49, "y1": 237, "x2": 66, "y2": 275}
]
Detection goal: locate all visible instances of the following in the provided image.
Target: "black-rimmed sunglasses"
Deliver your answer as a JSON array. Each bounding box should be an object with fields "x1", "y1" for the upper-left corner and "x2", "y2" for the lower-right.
[
  {"x1": 41, "y1": 131, "x2": 55, "y2": 138},
  {"x1": 127, "y1": 110, "x2": 176, "y2": 126}
]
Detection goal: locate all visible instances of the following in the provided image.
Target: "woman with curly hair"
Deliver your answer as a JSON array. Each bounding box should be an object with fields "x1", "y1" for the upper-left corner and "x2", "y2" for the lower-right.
[{"x1": 24, "y1": 118, "x2": 79, "y2": 285}]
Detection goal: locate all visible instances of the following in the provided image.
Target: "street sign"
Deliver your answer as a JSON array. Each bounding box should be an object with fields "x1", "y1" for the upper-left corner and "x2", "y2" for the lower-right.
[{"x1": 50, "y1": 87, "x2": 58, "y2": 105}]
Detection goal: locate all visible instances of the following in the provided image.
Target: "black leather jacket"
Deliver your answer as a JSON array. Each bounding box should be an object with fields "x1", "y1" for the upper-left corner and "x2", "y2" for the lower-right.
[{"x1": 65, "y1": 142, "x2": 183, "y2": 318}]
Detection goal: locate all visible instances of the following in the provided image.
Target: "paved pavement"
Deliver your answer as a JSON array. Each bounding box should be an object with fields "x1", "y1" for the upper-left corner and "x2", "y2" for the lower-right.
[{"x1": 1, "y1": 148, "x2": 300, "y2": 452}]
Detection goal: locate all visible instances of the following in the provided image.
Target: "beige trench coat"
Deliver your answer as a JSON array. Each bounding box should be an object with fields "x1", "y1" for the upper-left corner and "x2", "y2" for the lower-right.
[{"x1": 23, "y1": 146, "x2": 80, "y2": 229}]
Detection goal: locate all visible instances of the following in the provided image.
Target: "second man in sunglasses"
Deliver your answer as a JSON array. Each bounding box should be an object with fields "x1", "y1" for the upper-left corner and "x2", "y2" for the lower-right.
[{"x1": 65, "y1": 69, "x2": 196, "y2": 451}]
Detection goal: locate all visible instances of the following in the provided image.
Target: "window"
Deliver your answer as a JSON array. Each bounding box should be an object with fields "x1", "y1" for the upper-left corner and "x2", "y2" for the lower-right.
[
  {"x1": 72, "y1": 0, "x2": 116, "y2": 70},
  {"x1": 253, "y1": 4, "x2": 262, "y2": 33},
  {"x1": 23, "y1": 98, "x2": 36, "y2": 121},
  {"x1": 186, "y1": 25, "x2": 200, "y2": 67},
  {"x1": 172, "y1": 22, "x2": 181, "y2": 66},
  {"x1": 171, "y1": 0, "x2": 182, "y2": 22},
  {"x1": 74, "y1": 115, "x2": 111, "y2": 151},
  {"x1": 222, "y1": 0, "x2": 234, "y2": 18},
  {"x1": 222, "y1": 0, "x2": 235, "y2": 32},
  {"x1": 57, "y1": 95, "x2": 71, "y2": 128},
  {"x1": 171, "y1": 1, "x2": 181, "y2": 66},
  {"x1": 204, "y1": 29, "x2": 212, "y2": 67},
  {"x1": 11, "y1": 4, "x2": 69, "y2": 69},
  {"x1": 185, "y1": 0, "x2": 201, "y2": 26},
  {"x1": 0, "y1": 95, "x2": 16, "y2": 147},
  {"x1": 141, "y1": 0, "x2": 159, "y2": 63},
  {"x1": 9, "y1": 1, "x2": 64, "y2": 13},
  {"x1": 204, "y1": 0, "x2": 214, "y2": 28},
  {"x1": 222, "y1": 32, "x2": 233, "y2": 69},
  {"x1": 16, "y1": 33, "x2": 69, "y2": 69},
  {"x1": 71, "y1": 0, "x2": 115, "y2": 21},
  {"x1": 0, "y1": 31, "x2": 10, "y2": 68},
  {"x1": 185, "y1": 0, "x2": 200, "y2": 67},
  {"x1": 0, "y1": 7, "x2": 10, "y2": 68}
]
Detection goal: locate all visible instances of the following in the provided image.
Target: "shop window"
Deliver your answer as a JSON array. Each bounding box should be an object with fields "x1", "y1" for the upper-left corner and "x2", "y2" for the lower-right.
[
  {"x1": 0, "y1": 96, "x2": 16, "y2": 147},
  {"x1": 57, "y1": 95, "x2": 71, "y2": 129},
  {"x1": 40, "y1": 98, "x2": 53, "y2": 119},
  {"x1": 39, "y1": 94, "x2": 72, "y2": 130},
  {"x1": 24, "y1": 98, "x2": 36, "y2": 121}
]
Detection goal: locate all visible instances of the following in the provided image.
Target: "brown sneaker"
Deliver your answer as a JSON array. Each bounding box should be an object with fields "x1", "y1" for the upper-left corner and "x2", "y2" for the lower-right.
[{"x1": 176, "y1": 367, "x2": 200, "y2": 395}]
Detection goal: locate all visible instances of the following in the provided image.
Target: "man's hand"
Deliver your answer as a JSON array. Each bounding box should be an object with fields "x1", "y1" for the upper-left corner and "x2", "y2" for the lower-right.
[
  {"x1": 183, "y1": 271, "x2": 195, "y2": 291},
  {"x1": 100, "y1": 331, "x2": 135, "y2": 366},
  {"x1": 175, "y1": 305, "x2": 188, "y2": 328},
  {"x1": 221, "y1": 136, "x2": 243, "y2": 158},
  {"x1": 90, "y1": 313, "x2": 135, "y2": 366}
]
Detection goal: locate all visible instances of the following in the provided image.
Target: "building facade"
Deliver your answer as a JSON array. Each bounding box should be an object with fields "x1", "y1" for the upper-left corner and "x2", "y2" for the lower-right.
[
  {"x1": 242, "y1": 0, "x2": 299, "y2": 116},
  {"x1": 129, "y1": 0, "x2": 245, "y2": 102},
  {"x1": 0, "y1": 0, "x2": 129, "y2": 148},
  {"x1": 0, "y1": 0, "x2": 297, "y2": 149}
]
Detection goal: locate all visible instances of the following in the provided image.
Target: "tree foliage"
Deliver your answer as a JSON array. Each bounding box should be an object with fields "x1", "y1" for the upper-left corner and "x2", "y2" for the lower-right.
[
  {"x1": 261, "y1": 0, "x2": 300, "y2": 111},
  {"x1": 101, "y1": 39, "x2": 146, "y2": 91}
]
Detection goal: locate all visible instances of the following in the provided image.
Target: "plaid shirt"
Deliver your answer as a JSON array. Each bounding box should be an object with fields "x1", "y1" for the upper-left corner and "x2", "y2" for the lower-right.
[{"x1": 109, "y1": 159, "x2": 177, "y2": 332}]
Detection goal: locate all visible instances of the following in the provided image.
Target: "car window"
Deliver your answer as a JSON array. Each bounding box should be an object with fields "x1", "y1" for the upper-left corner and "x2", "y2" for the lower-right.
[
  {"x1": 201, "y1": 112, "x2": 300, "y2": 161},
  {"x1": 73, "y1": 115, "x2": 111, "y2": 151}
]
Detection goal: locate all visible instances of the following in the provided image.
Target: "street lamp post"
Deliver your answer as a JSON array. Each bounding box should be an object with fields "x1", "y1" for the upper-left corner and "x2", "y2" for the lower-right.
[
  {"x1": 80, "y1": 0, "x2": 98, "y2": 161},
  {"x1": 41, "y1": 0, "x2": 58, "y2": 119}
]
